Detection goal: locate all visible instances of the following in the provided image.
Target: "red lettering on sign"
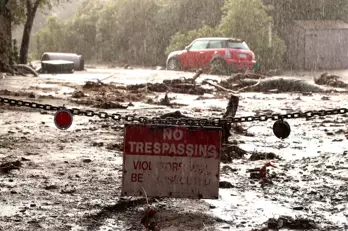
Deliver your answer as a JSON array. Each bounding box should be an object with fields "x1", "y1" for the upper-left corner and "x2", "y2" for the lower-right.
[
  {"x1": 131, "y1": 173, "x2": 143, "y2": 182},
  {"x1": 124, "y1": 126, "x2": 221, "y2": 159},
  {"x1": 161, "y1": 175, "x2": 211, "y2": 186},
  {"x1": 133, "y1": 161, "x2": 152, "y2": 171},
  {"x1": 158, "y1": 162, "x2": 183, "y2": 172},
  {"x1": 163, "y1": 128, "x2": 184, "y2": 141}
]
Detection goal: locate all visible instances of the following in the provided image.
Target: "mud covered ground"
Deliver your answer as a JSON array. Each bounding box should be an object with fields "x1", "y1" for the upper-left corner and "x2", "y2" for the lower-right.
[{"x1": 1, "y1": 68, "x2": 348, "y2": 231}]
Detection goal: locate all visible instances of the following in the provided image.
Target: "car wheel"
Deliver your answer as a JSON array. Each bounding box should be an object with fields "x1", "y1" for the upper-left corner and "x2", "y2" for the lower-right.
[
  {"x1": 167, "y1": 58, "x2": 181, "y2": 71},
  {"x1": 210, "y1": 58, "x2": 229, "y2": 75}
]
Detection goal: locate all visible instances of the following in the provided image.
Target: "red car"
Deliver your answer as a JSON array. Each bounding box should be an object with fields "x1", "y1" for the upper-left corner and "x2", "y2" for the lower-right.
[{"x1": 166, "y1": 37, "x2": 256, "y2": 74}]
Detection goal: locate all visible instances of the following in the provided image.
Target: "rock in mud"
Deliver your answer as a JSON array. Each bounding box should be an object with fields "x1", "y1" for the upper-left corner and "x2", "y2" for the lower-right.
[
  {"x1": 0, "y1": 160, "x2": 22, "y2": 174},
  {"x1": 82, "y1": 159, "x2": 92, "y2": 163},
  {"x1": 21, "y1": 157, "x2": 30, "y2": 161},
  {"x1": 249, "y1": 152, "x2": 280, "y2": 161},
  {"x1": 72, "y1": 90, "x2": 85, "y2": 98},
  {"x1": 92, "y1": 142, "x2": 104, "y2": 147},
  {"x1": 221, "y1": 165, "x2": 238, "y2": 174},
  {"x1": 219, "y1": 181, "x2": 234, "y2": 188},
  {"x1": 44, "y1": 185, "x2": 59, "y2": 190}
]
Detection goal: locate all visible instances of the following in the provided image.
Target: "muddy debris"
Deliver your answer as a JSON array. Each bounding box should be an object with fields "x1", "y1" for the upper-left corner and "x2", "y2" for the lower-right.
[
  {"x1": 263, "y1": 216, "x2": 318, "y2": 230},
  {"x1": 127, "y1": 83, "x2": 167, "y2": 93},
  {"x1": 0, "y1": 89, "x2": 36, "y2": 98},
  {"x1": 221, "y1": 77, "x2": 323, "y2": 93},
  {"x1": 82, "y1": 80, "x2": 108, "y2": 91},
  {"x1": 44, "y1": 185, "x2": 59, "y2": 190},
  {"x1": 159, "y1": 92, "x2": 171, "y2": 106},
  {"x1": 126, "y1": 70, "x2": 208, "y2": 95},
  {"x1": 92, "y1": 142, "x2": 104, "y2": 147},
  {"x1": 0, "y1": 160, "x2": 22, "y2": 174},
  {"x1": 71, "y1": 90, "x2": 85, "y2": 98},
  {"x1": 314, "y1": 73, "x2": 348, "y2": 88},
  {"x1": 219, "y1": 181, "x2": 234, "y2": 189},
  {"x1": 249, "y1": 152, "x2": 280, "y2": 161},
  {"x1": 106, "y1": 142, "x2": 124, "y2": 151},
  {"x1": 60, "y1": 185, "x2": 77, "y2": 194},
  {"x1": 72, "y1": 98, "x2": 129, "y2": 109},
  {"x1": 160, "y1": 111, "x2": 191, "y2": 119},
  {"x1": 84, "y1": 197, "x2": 157, "y2": 229},
  {"x1": 95, "y1": 101, "x2": 128, "y2": 109},
  {"x1": 221, "y1": 165, "x2": 238, "y2": 174},
  {"x1": 221, "y1": 145, "x2": 247, "y2": 163},
  {"x1": 76, "y1": 80, "x2": 148, "y2": 107}
]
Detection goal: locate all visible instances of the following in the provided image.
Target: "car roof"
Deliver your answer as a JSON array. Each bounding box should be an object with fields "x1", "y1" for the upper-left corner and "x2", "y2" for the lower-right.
[{"x1": 195, "y1": 37, "x2": 243, "y2": 42}]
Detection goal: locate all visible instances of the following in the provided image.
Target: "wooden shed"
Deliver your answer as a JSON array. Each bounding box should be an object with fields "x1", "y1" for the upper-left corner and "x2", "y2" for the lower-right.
[{"x1": 288, "y1": 20, "x2": 348, "y2": 70}]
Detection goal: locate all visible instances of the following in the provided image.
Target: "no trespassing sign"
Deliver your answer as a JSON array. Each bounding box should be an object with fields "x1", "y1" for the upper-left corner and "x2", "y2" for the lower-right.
[{"x1": 121, "y1": 124, "x2": 222, "y2": 199}]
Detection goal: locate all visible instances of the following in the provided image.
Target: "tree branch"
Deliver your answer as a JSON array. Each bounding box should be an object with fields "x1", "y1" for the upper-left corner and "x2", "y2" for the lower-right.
[{"x1": 33, "y1": 0, "x2": 42, "y2": 12}]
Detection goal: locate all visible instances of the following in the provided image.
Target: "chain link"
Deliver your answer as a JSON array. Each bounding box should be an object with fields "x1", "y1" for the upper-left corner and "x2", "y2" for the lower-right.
[{"x1": 1, "y1": 96, "x2": 347, "y2": 126}]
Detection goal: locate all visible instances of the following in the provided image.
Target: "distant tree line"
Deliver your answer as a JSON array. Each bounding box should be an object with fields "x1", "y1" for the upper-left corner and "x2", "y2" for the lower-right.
[
  {"x1": 1, "y1": 0, "x2": 70, "y2": 72},
  {"x1": 33, "y1": 0, "x2": 348, "y2": 70}
]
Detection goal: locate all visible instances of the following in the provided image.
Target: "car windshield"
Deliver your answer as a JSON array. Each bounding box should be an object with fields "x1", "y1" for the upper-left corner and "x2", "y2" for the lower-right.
[{"x1": 226, "y1": 41, "x2": 249, "y2": 50}]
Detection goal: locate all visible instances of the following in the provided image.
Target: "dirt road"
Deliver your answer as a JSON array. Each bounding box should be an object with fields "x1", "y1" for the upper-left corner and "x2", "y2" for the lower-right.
[{"x1": 1, "y1": 68, "x2": 348, "y2": 231}]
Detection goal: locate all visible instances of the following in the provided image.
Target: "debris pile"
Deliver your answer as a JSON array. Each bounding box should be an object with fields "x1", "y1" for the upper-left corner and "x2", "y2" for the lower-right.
[
  {"x1": 268, "y1": 216, "x2": 317, "y2": 230},
  {"x1": 127, "y1": 69, "x2": 208, "y2": 95},
  {"x1": 221, "y1": 145, "x2": 247, "y2": 163},
  {"x1": 141, "y1": 208, "x2": 159, "y2": 231},
  {"x1": 0, "y1": 160, "x2": 22, "y2": 174},
  {"x1": 314, "y1": 73, "x2": 348, "y2": 88},
  {"x1": 249, "y1": 152, "x2": 280, "y2": 161},
  {"x1": 71, "y1": 80, "x2": 143, "y2": 109},
  {"x1": 0, "y1": 89, "x2": 36, "y2": 98}
]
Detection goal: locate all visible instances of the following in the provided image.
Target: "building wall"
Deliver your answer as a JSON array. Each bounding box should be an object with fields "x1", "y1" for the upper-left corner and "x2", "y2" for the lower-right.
[
  {"x1": 305, "y1": 29, "x2": 348, "y2": 70},
  {"x1": 289, "y1": 23, "x2": 348, "y2": 70}
]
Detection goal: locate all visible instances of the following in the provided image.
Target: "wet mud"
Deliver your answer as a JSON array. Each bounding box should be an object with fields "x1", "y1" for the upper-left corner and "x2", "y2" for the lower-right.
[{"x1": 1, "y1": 70, "x2": 348, "y2": 230}]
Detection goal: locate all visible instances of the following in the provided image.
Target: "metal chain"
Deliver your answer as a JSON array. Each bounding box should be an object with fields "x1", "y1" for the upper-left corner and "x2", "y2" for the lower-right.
[{"x1": 1, "y1": 96, "x2": 347, "y2": 126}]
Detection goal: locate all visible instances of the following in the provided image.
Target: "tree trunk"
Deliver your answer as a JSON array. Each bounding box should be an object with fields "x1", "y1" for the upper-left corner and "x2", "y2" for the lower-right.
[
  {"x1": 0, "y1": 5, "x2": 13, "y2": 73},
  {"x1": 19, "y1": 1, "x2": 39, "y2": 64},
  {"x1": 19, "y1": 15, "x2": 35, "y2": 64}
]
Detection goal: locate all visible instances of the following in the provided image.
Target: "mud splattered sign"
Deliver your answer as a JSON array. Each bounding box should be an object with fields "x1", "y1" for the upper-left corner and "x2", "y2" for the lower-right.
[{"x1": 121, "y1": 124, "x2": 222, "y2": 199}]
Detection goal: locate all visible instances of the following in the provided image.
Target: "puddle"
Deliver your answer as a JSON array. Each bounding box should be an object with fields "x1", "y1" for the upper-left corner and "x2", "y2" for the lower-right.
[{"x1": 0, "y1": 203, "x2": 19, "y2": 217}]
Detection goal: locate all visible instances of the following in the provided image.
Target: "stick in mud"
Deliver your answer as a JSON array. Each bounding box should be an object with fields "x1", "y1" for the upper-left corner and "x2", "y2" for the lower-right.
[{"x1": 202, "y1": 78, "x2": 262, "y2": 94}]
